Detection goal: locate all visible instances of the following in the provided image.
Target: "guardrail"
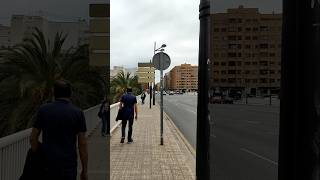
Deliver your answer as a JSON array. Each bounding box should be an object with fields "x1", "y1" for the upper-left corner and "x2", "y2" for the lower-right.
[{"x1": 0, "y1": 102, "x2": 118, "y2": 180}]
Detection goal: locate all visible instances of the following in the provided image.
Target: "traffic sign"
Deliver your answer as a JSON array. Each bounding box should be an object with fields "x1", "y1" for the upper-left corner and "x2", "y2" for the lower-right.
[{"x1": 152, "y1": 52, "x2": 171, "y2": 70}]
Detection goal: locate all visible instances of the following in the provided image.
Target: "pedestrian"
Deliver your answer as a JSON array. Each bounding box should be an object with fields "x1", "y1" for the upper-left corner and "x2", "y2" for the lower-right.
[
  {"x1": 141, "y1": 91, "x2": 146, "y2": 104},
  {"x1": 98, "y1": 97, "x2": 109, "y2": 137},
  {"x1": 119, "y1": 87, "x2": 138, "y2": 143},
  {"x1": 30, "y1": 80, "x2": 88, "y2": 180}
]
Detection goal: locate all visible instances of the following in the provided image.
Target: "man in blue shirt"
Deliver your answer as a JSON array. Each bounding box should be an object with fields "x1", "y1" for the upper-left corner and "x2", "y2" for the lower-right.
[
  {"x1": 119, "y1": 87, "x2": 138, "y2": 143},
  {"x1": 30, "y1": 80, "x2": 88, "y2": 180}
]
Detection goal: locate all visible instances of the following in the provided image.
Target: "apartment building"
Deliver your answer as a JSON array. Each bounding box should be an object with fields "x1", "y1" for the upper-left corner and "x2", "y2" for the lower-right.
[
  {"x1": 89, "y1": 3, "x2": 110, "y2": 81},
  {"x1": 110, "y1": 66, "x2": 137, "y2": 79},
  {"x1": 8, "y1": 15, "x2": 89, "y2": 49},
  {"x1": 166, "y1": 63, "x2": 198, "y2": 92},
  {"x1": 137, "y1": 62, "x2": 155, "y2": 90},
  {"x1": 210, "y1": 5, "x2": 282, "y2": 96},
  {"x1": 0, "y1": 25, "x2": 10, "y2": 48}
]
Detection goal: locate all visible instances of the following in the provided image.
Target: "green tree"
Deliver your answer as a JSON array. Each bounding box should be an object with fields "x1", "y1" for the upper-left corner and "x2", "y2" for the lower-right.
[
  {"x1": 110, "y1": 70, "x2": 141, "y2": 103},
  {"x1": 0, "y1": 28, "x2": 105, "y2": 137}
]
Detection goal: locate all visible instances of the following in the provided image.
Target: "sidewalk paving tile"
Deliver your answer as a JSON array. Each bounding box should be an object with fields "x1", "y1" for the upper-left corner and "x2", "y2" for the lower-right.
[{"x1": 110, "y1": 102, "x2": 195, "y2": 180}]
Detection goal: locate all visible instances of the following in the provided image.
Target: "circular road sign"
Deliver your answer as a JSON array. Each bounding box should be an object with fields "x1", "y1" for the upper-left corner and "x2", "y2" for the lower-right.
[{"x1": 152, "y1": 52, "x2": 171, "y2": 70}]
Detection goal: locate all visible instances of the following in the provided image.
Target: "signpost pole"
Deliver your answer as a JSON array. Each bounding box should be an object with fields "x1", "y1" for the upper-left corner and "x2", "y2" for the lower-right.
[
  {"x1": 160, "y1": 69, "x2": 164, "y2": 145},
  {"x1": 152, "y1": 51, "x2": 170, "y2": 146}
]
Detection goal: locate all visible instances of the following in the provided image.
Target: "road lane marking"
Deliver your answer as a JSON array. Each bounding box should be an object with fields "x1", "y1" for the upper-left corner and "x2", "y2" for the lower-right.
[
  {"x1": 246, "y1": 120, "x2": 260, "y2": 124},
  {"x1": 240, "y1": 148, "x2": 278, "y2": 166}
]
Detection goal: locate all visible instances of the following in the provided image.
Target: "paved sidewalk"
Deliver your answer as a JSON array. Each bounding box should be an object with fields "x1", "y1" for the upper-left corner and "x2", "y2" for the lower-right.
[
  {"x1": 77, "y1": 123, "x2": 110, "y2": 180},
  {"x1": 110, "y1": 102, "x2": 195, "y2": 180}
]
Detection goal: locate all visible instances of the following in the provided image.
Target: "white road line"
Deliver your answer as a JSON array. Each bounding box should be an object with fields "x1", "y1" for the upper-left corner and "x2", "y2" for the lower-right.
[
  {"x1": 240, "y1": 148, "x2": 278, "y2": 166},
  {"x1": 246, "y1": 120, "x2": 260, "y2": 124}
]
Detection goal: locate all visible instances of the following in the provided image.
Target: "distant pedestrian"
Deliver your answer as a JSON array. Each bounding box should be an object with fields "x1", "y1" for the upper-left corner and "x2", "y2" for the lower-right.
[
  {"x1": 30, "y1": 80, "x2": 88, "y2": 180},
  {"x1": 98, "y1": 98, "x2": 109, "y2": 137},
  {"x1": 119, "y1": 87, "x2": 138, "y2": 143},
  {"x1": 141, "y1": 91, "x2": 146, "y2": 104}
]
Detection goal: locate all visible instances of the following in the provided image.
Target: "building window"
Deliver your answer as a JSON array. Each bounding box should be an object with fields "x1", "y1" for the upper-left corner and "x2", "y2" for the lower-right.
[
  {"x1": 221, "y1": 62, "x2": 226, "y2": 66},
  {"x1": 260, "y1": 44, "x2": 269, "y2": 49},
  {"x1": 252, "y1": 36, "x2": 258, "y2": 40},
  {"x1": 245, "y1": 45, "x2": 251, "y2": 49},
  {"x1": 270, "y1": 53, "x2": 276, "y2": 57},
  {"x1": 213, "y1": 62, "x2": 219, "y2": 66},
  {"x1": 229, "y1": 18, "x2": 237, "y2": 23},
  {"x1": 228, "y1": 78, "x2": 236, "y2": 83},
  {"x1": 228, "y1": 61, "x2": 236, "y2": 66},
  {"x1": 221, "y1": 28, "x2": 227, "y2": 32},
  {"x1": 228, "y1": 36, "x2": 237, "y2": 40},
  {"x1": 245, "y1": 62, "x2": 251, "y2": 65},
  {"x1": 238, "y1": 27, "x2": 242, "y2": 32},
  {"x1": 228, "y1": 53, "x2": 237, "y2": 58},
  {"x1": 221, "y1": 70, "x2": 227, "y2": 74},
  {"x1": 245, "y1": 27, "x2": 251, "y2": 31},
  {"x1": 260, "y1": 61, "x2": 268, "y2": 66},
  {"x1": 214, "y1": 28, "x2": 219, "y2": 32},
  {"x1": 260, "y1": 26, "x2": 269, "y2": 31},
  {"x1": 260, "y1": 52, "x2": 269, "y2": 57},
  {"x1": 238, "y1": 36, "x2": 242, "y2": 40},
  {"x1": 245, "y1": 36, "x2": 251, "y2": 40},
  {"x1": 228, "y1": 27, "x2": 237, "y2": 32},
  {"x1": 260, "y1": 70, "x2": 268, "y2": 75},
  {"x1": 260, "y1": 78, "x2": 268, "y2": 83}
]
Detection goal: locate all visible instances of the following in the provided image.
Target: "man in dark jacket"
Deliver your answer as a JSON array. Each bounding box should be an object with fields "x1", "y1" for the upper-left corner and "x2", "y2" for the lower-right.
[
  {"x1": 30, "y1": 80, "x2": 88, "y2": 180},
  {"x1": 119, "y1": 87, "x2": 138, "y2": 143}
]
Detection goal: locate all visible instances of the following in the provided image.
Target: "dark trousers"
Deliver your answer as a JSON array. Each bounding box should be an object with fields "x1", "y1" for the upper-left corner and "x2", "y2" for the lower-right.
[
  {"x1": 45, "y1": 170, "x2": 77, "y2": 180},
  {"x1": 121, "y1": 118, "x2": 134, "y2": 140},
  {"x1": 101, "y1": 115, "x2": 106, "y2": 135}
]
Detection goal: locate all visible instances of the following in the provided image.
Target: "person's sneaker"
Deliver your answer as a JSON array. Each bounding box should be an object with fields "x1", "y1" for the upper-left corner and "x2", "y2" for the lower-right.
[
  {"x1": 127, "y1": 139, "x2": 133, "y2": 144},
  {"x1": 120, "y1": 138, "x2": 125, "y2": 143}
]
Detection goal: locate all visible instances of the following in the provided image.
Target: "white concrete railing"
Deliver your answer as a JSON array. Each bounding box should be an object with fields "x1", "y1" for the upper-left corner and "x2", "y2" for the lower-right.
[{"x1": 0, "y1": 102, "x2": 119, "y2": 180}]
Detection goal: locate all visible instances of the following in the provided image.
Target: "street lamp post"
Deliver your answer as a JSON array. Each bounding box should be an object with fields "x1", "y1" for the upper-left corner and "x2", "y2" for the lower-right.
[
  {"x1": 153, "y1": 42, "x2": 167, "y2": 105},
  {"x1": 197, "y1": 0, "x2": 210, "y2": 179}
]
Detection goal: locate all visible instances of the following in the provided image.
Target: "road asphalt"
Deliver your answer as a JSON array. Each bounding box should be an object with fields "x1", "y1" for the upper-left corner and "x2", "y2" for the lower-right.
[{"x1": 159, "y1": 94, "x2": 279, "y2": 180}]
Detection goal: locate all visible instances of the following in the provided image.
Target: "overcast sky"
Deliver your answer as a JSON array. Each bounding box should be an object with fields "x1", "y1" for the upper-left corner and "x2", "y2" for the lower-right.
[{"x1": 111, "y1": 0, "x2": 200, "y2": 78}]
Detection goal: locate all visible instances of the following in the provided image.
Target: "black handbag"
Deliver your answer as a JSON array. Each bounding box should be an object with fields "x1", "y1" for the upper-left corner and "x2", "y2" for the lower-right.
[
  {"x1": 116, "y1": 108, "x2": 124, "y2": 121},
  {"x1": 20, "y1": 143, "x2": 47, "y2": 180}
]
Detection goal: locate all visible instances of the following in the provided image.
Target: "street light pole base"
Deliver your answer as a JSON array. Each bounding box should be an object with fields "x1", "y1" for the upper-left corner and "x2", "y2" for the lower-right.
[{"x1": 160, "y1": 138, "x2": 164, "y2": 145}]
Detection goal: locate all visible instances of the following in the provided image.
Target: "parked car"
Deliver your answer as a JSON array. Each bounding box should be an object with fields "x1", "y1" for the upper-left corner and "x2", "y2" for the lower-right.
[
  {"x1": 162, "y1": 91, "x2": 167, "y2": 95},
  {"x1": 210, "y1": 93, "x2": 223, "y2": 104},
  {"x1": 222, "y1": 96, "x2": 234, "y2": 104},
  {"x1": 169, "y1": 91, "x2": 174, "y2": 95}
]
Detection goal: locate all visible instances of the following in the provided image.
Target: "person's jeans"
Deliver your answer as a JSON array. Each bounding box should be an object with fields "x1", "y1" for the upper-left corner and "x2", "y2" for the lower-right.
[
  {"x1": 101, "y1": 115, "x2": 106, "y2": 135},
  {"x1": 121, "y1": 118, "x2": 134, "y2": 140}
]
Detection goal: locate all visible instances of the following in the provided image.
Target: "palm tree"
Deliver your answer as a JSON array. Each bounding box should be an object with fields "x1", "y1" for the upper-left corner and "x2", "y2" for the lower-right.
[
  {"x1": 0, "y1": 28, "x2": 105, "y2": 137},
  {"x1": 110, "y1": 70, "x2": 141, "y2": 103}
]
